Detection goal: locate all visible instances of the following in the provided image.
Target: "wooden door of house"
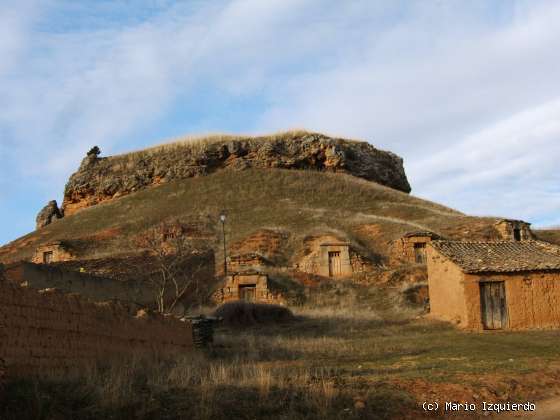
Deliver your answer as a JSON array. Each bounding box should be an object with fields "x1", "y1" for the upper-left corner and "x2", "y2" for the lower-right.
[
  {"x1": 239, "y1": 285, "x2": 256, "y2": 302},
  {"x1": 328, "y1": 251, "x2": 342, "y2": 277},
  {"x1": 480, "y1": 282, "x2": 508, "y2": 330}
]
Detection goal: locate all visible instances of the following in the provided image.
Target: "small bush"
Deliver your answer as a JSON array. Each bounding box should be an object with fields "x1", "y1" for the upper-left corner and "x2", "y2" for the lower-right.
[{"x1": 214, "y1": 301, "x2": 294, "y2": 326}]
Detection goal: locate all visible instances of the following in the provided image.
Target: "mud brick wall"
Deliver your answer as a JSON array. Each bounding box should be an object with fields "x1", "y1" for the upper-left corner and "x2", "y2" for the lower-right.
[{"x1": 0, "y1": 279, "x2": 193, "y2": 378}]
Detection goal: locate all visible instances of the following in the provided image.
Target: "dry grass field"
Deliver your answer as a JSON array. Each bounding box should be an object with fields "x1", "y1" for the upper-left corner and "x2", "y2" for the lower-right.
[
  {"x1": 0, "y1": 168, "x2": 496, "y2": 265},
  {"x1": 4, "y1": 284, "x2": 560, "y2": 420}
]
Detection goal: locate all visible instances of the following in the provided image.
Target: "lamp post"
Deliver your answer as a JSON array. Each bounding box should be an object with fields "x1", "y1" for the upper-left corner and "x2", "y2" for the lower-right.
[{"x1": 220, "y1": 213, "x2": 227, "y2": 277}]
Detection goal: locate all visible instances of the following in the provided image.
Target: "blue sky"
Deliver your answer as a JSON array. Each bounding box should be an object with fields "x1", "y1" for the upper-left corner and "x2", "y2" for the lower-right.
[{"x1": 1, "y1": 0, "x2": 560, "y2": 245}]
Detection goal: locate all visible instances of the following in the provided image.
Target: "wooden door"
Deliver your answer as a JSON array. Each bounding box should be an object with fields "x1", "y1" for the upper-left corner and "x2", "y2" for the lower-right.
[
  {"x1": 239, "y1": 285, "x2": 256, "y2": 302},
  {"x1": 43, "y1": 251, "x2": 53, "y2": 264},
  {"x1": 480, "y1": 282, "x2": 508, "y2": 330},
  {"x1": 328, "y1": 251, "x2": 341, "y2": 277},
  {"x1": 414, "y1": 243, "x2": 426, "y2": 263}
]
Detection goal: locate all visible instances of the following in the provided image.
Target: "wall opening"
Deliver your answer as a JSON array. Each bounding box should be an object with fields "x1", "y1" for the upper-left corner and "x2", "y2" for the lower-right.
[
  {"x1": 328, "y1": 251, "x2": 341, "y2": 277},
  {"x1": 414, "y1": 243, "x2": 426, "y2": 264},
  {"x1": 239, "y1": 284, "x2": 256, "y2": 302},
  {"x1": 43, "y1": 251, "x2": 53, "y2": 264},
  {"x1": 513, "y1": 228, "x2": 521, "y2": 241}
]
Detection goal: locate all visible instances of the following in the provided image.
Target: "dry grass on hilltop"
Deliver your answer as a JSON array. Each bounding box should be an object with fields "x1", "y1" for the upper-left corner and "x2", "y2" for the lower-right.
[
  {"x1": 0, "y1": 168, "x2": 481, "y2": 264},
  {"x1": 115, "y1": 129, "x2": 363, "y2": 161}
]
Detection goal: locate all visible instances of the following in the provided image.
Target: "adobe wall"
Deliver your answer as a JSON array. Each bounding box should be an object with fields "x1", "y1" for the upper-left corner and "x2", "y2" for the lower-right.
[
  {"x1": 4, "y1": 262, "x2": 153, "y2": 308},
  {"x1": 426, "y1": 246, "x2": 469, "y2": 326},
  {"x1": 463, "y1": 271, "x2": 560, "y2": 330},
  {"x1": 0, "y1": 278, "x2": 193, "y2": 378}
]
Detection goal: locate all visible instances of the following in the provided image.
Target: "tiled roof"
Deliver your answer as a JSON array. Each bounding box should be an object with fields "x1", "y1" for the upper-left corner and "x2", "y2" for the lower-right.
[{"x1": 430, "y1": 240, "x2": 560, "y2": 273}]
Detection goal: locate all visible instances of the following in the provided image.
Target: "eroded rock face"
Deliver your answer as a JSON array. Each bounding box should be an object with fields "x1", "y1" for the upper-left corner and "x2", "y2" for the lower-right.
[
  {"x1": 36, "y1": 200, "x2": 63, "y2": 229},
  {"x1": 62, "y1": 133, "x2": 412, "y2": 216}
]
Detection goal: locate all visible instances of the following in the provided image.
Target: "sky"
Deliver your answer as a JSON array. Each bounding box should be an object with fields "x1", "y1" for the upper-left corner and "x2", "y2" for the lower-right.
[{"x1": 1, "y1": 0, "x2": 560, "y2": 245}]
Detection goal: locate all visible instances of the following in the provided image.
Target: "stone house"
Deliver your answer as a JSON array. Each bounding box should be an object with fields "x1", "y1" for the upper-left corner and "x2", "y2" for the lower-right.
[
  {"x1": 427, "y1": 240, "x2": 560, "y2": 330},
  {"x1": 215, "y1": 271, "x2": 285, "y2": 305},
  {"x1": 32, "y1": 241, "x2": 74, "y2": 264},
  {"x1": 297, "y1": 235, "x2": 372, "y2": 278},
  {"x1": 393, "y1": 231, "x2": 441, "y2": 265},
  {"x1": 494, "y1": 219, "x2": 533, "y2": 241}
]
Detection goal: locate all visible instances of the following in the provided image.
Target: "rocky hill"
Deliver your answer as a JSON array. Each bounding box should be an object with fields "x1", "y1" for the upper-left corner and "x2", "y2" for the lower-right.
[
  {"x1": 1, "y1": 129, "x2": 523, "y2": 278},
  {"x1": 60, "y1": 131, "x2": 411, "y2": 217}
]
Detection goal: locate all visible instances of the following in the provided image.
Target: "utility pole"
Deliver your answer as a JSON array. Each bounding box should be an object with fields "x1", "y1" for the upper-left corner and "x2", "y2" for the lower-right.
[{"x1": 220, "y1": 213, "x2": 227, "y2": 277}]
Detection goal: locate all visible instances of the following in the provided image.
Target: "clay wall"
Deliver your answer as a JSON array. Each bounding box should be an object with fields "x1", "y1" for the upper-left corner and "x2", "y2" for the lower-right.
[
  {"x1": 0, "y1": 278, "x2": 193, "y2": 378},
  {"x1": 463, "y1": 271, "x2": 560, "y2": 330},
  {"x1": 4, "y1": 262, "x2": 153, "y2": 308},
  {"x1": 426, "y1": 246, "x2": 469, "y2": 326}
]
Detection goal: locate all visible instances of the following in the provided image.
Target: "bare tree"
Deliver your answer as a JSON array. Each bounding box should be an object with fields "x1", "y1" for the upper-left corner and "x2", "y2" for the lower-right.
[{"x1": 133, "y1": 222, "x2": 212, "y2": 314}]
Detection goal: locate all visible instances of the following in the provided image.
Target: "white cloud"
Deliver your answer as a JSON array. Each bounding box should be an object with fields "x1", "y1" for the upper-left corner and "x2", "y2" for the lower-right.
[
  {"x1": 408, "y1": 99, "x2": 560, "y2": 224},
  {"x1": 2, "y1": 0, "x2": 560, "y2": 244}
]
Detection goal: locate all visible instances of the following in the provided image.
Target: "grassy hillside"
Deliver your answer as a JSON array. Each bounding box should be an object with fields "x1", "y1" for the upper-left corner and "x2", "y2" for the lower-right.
[{"x1": 0, "y1": 168, "x2": 500, "y2": 264}]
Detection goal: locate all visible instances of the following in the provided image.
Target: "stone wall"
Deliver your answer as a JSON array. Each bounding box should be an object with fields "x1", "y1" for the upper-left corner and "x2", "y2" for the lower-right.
[
  {"x1": 494, "y1": 219, "x2": 534, "y2": 241},
  {"x1": 214, "y1": 273, "x2": 285, "y2": 305},
  {"x1": 391, "y1": 233, "x2": 440, "y2": 265},
  {"x1": 0, "y1": 277, "x2": 193, "y2": 378},
  {"x1": 31, "y1": 242, "x2": 74, "y2": 264}
]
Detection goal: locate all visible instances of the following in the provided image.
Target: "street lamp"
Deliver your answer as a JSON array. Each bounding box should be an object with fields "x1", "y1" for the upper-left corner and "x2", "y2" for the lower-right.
[{"x1": 220, "y1": 213, "x2": 227, "y2": 277}]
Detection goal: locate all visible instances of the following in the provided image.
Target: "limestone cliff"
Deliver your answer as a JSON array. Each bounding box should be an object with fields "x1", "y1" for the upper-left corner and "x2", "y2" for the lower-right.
[{"x1": 61, "y1": 132, "x2": 411, "y2": 216}]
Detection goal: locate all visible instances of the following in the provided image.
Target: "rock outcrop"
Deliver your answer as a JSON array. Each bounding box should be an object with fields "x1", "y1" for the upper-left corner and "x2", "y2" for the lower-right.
[
  {"x1": 62, "y1": 132, "x2": 412, "y2": 216},
  {"x1": 36, "y1": 200, "x2": 63, "y2": 229}
]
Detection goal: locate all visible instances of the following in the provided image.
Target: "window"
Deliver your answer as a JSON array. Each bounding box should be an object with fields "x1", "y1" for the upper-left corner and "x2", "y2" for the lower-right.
[
  {"x1": 43, "y1": 251, "x2": 54, "y2": 264},
  {"x1": 163, "y1": 232, "x2": 176, "y2": 241},
  {"x1": 414, "y1": 243, "x2": 426, "y2": 264}
]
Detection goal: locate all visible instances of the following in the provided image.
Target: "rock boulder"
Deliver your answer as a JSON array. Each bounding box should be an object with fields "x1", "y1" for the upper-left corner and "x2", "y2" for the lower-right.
[{"x1": 36, "y1": 200, "x2": 63, "y2": 229}]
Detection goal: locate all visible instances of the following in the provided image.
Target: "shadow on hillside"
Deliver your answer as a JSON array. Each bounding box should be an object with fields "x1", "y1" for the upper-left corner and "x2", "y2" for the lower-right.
[
  {"x1": 216, "y1": 311, "x2": 436, "y2": 341},
  {"x1": 2, "y1": 376, "x2": 415, "y2": 420}
]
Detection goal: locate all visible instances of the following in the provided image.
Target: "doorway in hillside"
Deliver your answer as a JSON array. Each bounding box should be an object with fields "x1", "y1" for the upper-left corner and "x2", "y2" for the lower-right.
[
  {"x1": 239, "y1": 284, "x2": 256, "y2": 302},
  {"x1": 43, "y1": 251, "x2": 54, "y2": 264},
  {"x1": 414, "y1": 243, "x2": 426, "y2": 264},
  {"x1": 480, "y1": 281, "x2": 508, "y2": 330},
  {"x1": 328, "y1": 251, "x2": 342, "y2": 277}
]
